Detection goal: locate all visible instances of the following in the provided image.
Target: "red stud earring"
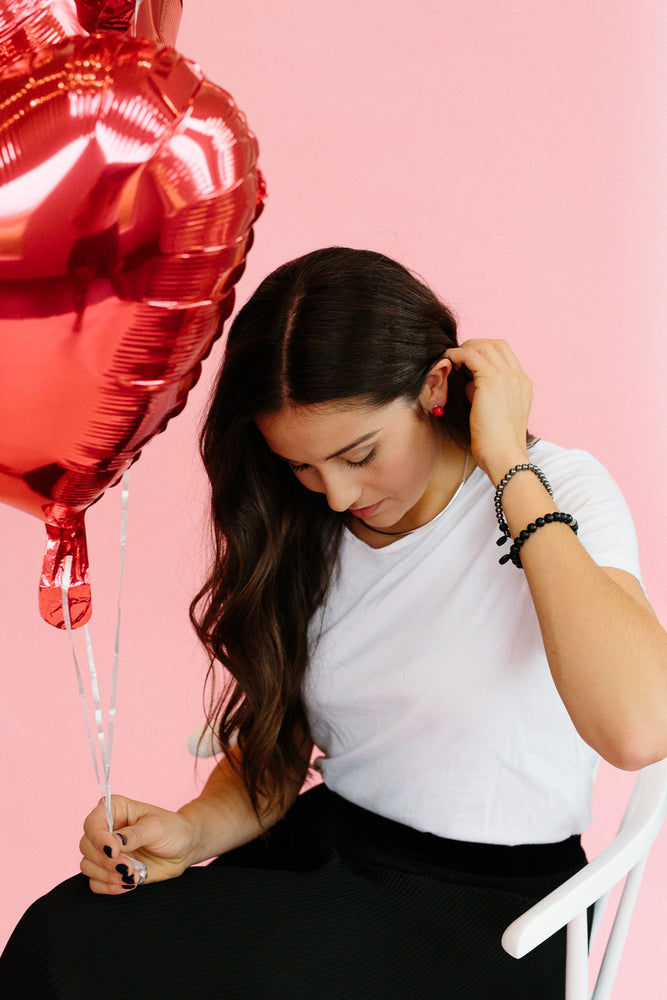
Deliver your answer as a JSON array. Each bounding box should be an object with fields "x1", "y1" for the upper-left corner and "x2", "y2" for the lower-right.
[{"x1": 432, "y1": 405, "x2": 445, "y2": 417}]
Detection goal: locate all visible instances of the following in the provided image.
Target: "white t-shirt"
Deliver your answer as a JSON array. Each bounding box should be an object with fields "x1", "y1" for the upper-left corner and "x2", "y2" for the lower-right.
[{"x1": 302, "y1": 441, "x2": 643, "y2": 846}]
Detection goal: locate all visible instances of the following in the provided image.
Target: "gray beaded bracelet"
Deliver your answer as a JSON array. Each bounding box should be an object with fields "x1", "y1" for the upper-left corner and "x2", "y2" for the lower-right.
[
  {"x1": 494, "y1": 464, "x2": 554, "y2": 546},
  {"x1": 499, "y1": 512, "x2": 579, "y2": 568}
]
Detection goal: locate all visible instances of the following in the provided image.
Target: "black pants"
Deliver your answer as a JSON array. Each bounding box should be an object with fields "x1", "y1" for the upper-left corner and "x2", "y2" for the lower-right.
[{"x1": 0, "y1": 785, "x2": 586, "y2": 999}]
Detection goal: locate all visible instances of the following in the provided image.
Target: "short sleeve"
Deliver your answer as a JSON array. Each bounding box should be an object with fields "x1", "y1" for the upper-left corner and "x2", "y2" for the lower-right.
[{"x1": 530, "y1": 442, "x2": 643, "y2": 586}]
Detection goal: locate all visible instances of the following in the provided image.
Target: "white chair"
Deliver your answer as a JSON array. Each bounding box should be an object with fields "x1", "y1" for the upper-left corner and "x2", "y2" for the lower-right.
[
  {"x1": 502, "y1": 757, "x2": 667, "y2": 1000},
  {"x1": 189, "y1": 725, "x2": 667, "y2": 998},
  {"x1": 188, "y1": 721, "x2": 223, "y2": 758}
]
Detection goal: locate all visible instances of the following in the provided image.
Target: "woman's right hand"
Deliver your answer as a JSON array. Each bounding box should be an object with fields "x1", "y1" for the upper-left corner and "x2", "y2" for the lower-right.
[{"x1": 80, "y1": 795, "x2": 197, "y2": 895}]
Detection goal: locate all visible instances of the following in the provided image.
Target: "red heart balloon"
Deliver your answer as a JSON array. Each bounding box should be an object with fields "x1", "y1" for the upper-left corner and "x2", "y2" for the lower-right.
[
  {"x1": 0, "y1": 27, "x2": 265, "y2": 628},
  {"x1": 73, "y1": 0, "x2": 182, "y2": 44},
  {"x1": 0, "y1": 0, "x2": 85, "y2": 64}
]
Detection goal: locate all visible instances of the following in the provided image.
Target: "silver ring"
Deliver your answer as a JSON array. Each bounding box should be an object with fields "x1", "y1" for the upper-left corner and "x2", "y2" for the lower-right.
[
  {"x1": 120, "y1": 853, "x2": 148, "y2": 887},
  {"x1": 134, "y1": 859, "x2": 148, "y2": 887}
]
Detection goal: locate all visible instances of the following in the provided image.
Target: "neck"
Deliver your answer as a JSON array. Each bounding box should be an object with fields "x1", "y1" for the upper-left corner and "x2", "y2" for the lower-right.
[
  {"x1": 359, "y1": 520, "x2": 418, "y2": 537},
  {"x1": 353, "y1": 444, "x2": 472, "y2": 543}
]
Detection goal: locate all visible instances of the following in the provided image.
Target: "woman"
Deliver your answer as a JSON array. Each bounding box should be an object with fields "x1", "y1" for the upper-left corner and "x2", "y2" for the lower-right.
[{"x1": 2, "y1": 247, "x2": 666, "y2": 999}]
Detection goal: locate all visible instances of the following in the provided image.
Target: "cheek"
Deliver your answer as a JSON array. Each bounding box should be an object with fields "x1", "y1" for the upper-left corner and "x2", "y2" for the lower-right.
[{"x1": 372, "y1": 441, "x2": 433, "y2": 492}]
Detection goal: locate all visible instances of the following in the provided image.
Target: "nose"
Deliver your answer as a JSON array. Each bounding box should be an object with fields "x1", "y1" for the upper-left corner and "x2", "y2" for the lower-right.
[{"x1": 319, "y1": 470, "x2": 361, "y2": 513}]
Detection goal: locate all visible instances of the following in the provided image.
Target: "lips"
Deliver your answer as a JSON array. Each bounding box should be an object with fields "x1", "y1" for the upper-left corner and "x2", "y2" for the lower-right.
[{"x1": 349, "y1": 500, "x2": 384, "y2": 519}]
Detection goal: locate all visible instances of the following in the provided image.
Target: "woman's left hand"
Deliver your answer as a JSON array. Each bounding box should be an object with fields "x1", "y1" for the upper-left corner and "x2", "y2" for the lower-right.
[{"x1": 445, "y1": 339, "x2": 533, "y2": 484}]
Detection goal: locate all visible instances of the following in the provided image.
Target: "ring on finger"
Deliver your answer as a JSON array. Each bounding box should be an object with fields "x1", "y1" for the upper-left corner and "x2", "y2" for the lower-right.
[
  {"x1": 119, "y1": 853, "x2": 148, "y2": 887},
  {"x1": 134, "y1": 858, "x2": 148, "y2": 886}
]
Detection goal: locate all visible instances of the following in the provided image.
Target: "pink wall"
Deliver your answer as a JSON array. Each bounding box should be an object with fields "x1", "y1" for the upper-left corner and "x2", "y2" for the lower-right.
[{"x1": 1, "y1": 1, "x2": 665, "y2": 994}]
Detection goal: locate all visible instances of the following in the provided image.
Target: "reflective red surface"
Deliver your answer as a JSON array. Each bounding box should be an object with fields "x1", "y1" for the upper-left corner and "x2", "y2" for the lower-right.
[{"x1": 0, "y1": 4, "x2": 265, "y2": 627}]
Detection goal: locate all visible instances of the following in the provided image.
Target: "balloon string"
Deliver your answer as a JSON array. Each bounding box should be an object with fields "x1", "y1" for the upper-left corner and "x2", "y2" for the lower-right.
[
  {"x1": 62, "y1": 557, "x2": 104, "y2": 796},
  {"x1": 61, "y1": 470, "x2": 130, "y2": 834},
  {"x1": 84, "y1": 622, "x2": 108, "y2": 820},
  {"x1": 106, "y1": 472, "x2": 129, "y2": 807}
]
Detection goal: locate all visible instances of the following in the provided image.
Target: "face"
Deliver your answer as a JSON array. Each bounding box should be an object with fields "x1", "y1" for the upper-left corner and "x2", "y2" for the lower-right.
[{"x1": 256, "y1": 398, "x2": 446, "y2": 530}]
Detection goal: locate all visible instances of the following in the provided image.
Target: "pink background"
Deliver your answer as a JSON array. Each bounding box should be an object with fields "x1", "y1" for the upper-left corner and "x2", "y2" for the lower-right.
[{"x1": 1, "y1": 1, "x2": 665, "y2": 993}]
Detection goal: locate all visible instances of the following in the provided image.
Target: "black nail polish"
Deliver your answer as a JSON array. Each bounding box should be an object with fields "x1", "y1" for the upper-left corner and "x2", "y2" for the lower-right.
[
  {"x1": 121, "y1": 883, "x2": 135, "y2": 890},
  {"x1": 103, "y1": 846, "x2": 113, "y2": 858},
  {"x1": 121, "y1": 873, "x2": 135, "y2": 886},
  {"x1": 114, "y1": 832, "x2": 127, "y2": 846},
  {"x1": 115, "y1": 863, "x2": 129, "y2": 876}
]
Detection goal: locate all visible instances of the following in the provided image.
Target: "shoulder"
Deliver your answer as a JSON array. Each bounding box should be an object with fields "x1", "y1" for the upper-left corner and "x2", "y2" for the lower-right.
[
  {"x1": 527, "y1": 440, "x2": 624, "y2": 502},
  {"x1": 528, "y1": 439, "x2": 642, "y2": 579},
  {"x1": 529, "y1": 439, "x2": 609, "y2": 474}
]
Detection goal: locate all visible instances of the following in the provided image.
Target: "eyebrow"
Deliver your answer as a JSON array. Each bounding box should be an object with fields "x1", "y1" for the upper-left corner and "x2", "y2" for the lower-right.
[
  {"x1": 272, "y1": 430, "x2": 380, "y2": 465},
  {"x1": 325, "y1": 430, "x2": 380, "y2": 461}
]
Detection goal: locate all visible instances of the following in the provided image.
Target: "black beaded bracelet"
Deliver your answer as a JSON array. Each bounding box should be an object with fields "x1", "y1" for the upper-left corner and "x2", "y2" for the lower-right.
[
  {"x1": 494, "y1": 464, "x2": 554, "y2": 545},
  {"x1": 499, "y1": 512, "x2": 579, "y2": 568}
]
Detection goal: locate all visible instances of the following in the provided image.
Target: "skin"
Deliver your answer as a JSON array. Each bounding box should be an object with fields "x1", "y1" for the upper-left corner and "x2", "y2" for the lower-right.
[
  {"x1": 79, "y1": 338, "x2": 667, "y2": 895},
  {"x1": 256, "y1": 365, "x2": 471, "y2": 545}
]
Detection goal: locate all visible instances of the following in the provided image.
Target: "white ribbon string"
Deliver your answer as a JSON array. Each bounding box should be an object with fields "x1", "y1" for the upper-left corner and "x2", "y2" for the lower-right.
[
  {"x1": 106, "y1": 472, "x2": 129, "y2": 803},
  {"x1": 61, "y1": 557, "x2": 105, "y2": 795},
  {"x1": 61, "y1": 470, "x2": 130, "y2": 834}
]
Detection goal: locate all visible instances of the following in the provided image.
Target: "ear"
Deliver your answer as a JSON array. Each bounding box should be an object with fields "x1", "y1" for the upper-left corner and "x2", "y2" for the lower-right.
[{"x1": 418, "y1": 358, "x2": 453, "y2": 414}]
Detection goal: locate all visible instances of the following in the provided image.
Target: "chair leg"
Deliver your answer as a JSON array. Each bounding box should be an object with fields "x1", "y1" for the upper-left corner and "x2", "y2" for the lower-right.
[
  {"x1": 566, "y1": 911, "x2": 590, "y2": 1000},
  {"x1": 592, "y1": 855, "x2": 649, "y2": 1000}
]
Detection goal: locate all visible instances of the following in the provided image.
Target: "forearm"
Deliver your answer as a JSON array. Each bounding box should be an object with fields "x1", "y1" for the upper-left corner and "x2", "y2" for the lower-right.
[
  {"x1": 498, "y1": 467, "x2": 667, "y2": 770},
  {"x1": 178, "y1": 749, "x2": 307, "y2": 866},
  {"x1": 82, "y1": 749, "x2": 308, "y2": 893},
  {"x1": 443, "y1": 339, "x2": 667, "y2": 769}
]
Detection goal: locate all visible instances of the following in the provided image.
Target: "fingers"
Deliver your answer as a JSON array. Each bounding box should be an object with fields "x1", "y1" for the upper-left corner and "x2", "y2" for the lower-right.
[
  {"x1": 80, "y1": 846, "x2": 143, "y2": 894},
  {"x1": 80, "y1": 795, "x2": 151, "y2": 895},
  {"x1": 445, "y1": 339, "x2": 531, "y2": 395},
  {"x1": 83, "y1": 795, "x2": 152, "y2": 857},
  {"x1": 445, "y1": 339, "x2": 523, "y2": 373},
  {"x1": 80, "y1": 795, "x2": 193, "y2": 895},
  {"x1": 444, "y1": 339, "x2": 533, "y2": 483},
  {"x1": 83, "y1": 796, "x2": 128, "y2": 846}
]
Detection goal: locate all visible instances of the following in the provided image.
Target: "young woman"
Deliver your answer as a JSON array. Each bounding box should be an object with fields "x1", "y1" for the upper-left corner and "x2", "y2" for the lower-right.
[{"x1": 2, "y1": 247, "x2": 666, "y2": 999}]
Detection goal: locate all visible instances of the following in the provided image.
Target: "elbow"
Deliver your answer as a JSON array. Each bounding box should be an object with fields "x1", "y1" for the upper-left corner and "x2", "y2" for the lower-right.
[
  {"x1": 603, "y1": 750, "x2": 661, "y2": 773},
  {"x1": 597, "y1": 732, "x2": 667, "y2": 772},
  {"x1": 581, "y1": 697, "x2": 667, "y2": 772}
]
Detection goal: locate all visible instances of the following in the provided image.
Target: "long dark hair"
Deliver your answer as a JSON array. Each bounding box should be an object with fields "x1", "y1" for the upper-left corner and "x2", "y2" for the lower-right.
[{"x1": 190, "y1": 247, "x2": 472, "y2": 816}]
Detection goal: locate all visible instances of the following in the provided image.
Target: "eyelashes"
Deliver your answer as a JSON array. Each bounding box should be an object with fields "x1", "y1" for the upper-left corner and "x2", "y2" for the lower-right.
[
  {"x1": 289, "y1": 448, "x2": 376, "y2": 474},
  {"x1": 348, "y1": 448, "x2": 376, "y2": 469}
]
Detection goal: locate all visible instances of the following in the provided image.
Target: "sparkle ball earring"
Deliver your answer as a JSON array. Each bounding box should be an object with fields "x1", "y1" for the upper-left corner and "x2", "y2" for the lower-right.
[{"x1": 432, "y1": 405, "x2": 444, "y2": 417}]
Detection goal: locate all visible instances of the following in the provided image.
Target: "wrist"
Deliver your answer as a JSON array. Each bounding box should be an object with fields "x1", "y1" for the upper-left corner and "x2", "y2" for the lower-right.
[
  {"x1": 176, "y1": 800, "x2": 215, "y2": 867},
  {"x1": 485, "y1": 452, "x2": 531, "y2": 489},
  {"x1": 497, "y1": 472, "x2": 558, "y2": 537}
]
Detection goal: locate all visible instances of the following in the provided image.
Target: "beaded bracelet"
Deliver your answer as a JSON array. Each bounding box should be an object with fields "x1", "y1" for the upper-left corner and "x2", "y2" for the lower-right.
[
  {"x1": 494, "y1": 464, "x2": 554, "y2": 546},
  {"x1": 499, "y1": 512, "x2": 579, "y2": 568}
]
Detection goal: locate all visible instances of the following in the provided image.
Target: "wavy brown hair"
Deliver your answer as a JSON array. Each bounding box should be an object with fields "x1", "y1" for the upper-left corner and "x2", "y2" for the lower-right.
[{"x1": 190, "y1": 247, "x2": 475, "y2": 817}]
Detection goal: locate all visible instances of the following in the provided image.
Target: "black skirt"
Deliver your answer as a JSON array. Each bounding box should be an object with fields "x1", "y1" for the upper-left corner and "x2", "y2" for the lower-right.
[{"x1": 0, "y1": 784, "x2": 586, "y2": 999}]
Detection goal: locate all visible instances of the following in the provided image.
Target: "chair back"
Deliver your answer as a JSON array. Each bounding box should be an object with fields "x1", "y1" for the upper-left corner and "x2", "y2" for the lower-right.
[{"x1": 502, "y1": 757, "x2": 667, "y2": 1000}]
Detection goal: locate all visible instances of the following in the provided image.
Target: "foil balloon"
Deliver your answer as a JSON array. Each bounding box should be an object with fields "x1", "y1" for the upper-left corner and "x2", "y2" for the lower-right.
[
  {"x1": 74, "y1": 0, "x2": 182, "y2": 44},
  {"x1": 74, "y1": 0, "x2": 142, "y2": 34},
  {"x1": 0, "y1": 0, "x2": 85, "y2": 64},
  {"x1": 134, "y1": 0, "x2": 182, "y2": 46},
  {"x1": 0, "y1": 4, "x2": 265, "y2": 629}
]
